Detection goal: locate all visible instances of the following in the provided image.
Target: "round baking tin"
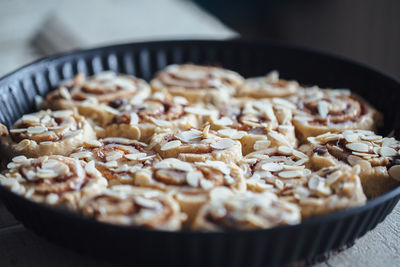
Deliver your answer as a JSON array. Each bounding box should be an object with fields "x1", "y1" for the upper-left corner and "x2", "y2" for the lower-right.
[{"x1": 0, "y1": 39, "x2": 399, "y2": 267}]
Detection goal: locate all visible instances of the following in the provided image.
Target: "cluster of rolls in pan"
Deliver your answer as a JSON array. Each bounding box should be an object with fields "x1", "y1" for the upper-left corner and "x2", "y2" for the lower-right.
[{"x1": 0, "y1": 64, "x2": 399, "y2": 231}]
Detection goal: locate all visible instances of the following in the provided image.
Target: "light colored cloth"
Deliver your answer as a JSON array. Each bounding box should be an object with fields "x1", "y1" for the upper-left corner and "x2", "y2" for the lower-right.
[{"x1": 0, "y1": 0, "x2": 236, "y2": 76}]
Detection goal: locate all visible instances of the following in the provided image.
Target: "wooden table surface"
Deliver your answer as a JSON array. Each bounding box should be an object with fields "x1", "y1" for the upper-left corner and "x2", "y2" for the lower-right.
[{"x1": 0, "y1": 1, "x2": 399, "y2": 266}]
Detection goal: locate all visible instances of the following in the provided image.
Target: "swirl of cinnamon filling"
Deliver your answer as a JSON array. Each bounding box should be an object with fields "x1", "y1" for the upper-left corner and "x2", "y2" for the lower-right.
[
  {"x1": 70, "y1": 137, "x2": 159, "y2": 186},
  {"x1": 280, "y1": 165, "x2": 366, "y2": 218},
  {"x1": 150, "y1": 127, "x2": 243, "y2": 163},
  {"x1": 0, "y1": 110, "x2": 96, "y2": 158},
  {"x1": 241, "y1": 146, "x2": 310, "y2": 194},
  {"x1": 150, "y1": 64, "x2": 244, "y2": 105},
  {"x1": 134, "y1": 158, "x2": 246, "y2": 224},
  {"x1": 291, "y1": 88, "x2": 382, "y2": 141},
  {"x1": 305, "y1": 130, "x2": 400, "y2": 198},
  {"x1": 238, "y1": 71, "x2": 301, "y2": 98},
  {"x1": 0, "y1": 155, "x2": 107, "y2": 209},
  {"x1": 103, "y1": 94, "x2": 199, "y2": 142},
  {"x1": 43, "y1": 72, "x2": 151, "y2": 124},
  {"x1": 212, "y1": 98, "x2": 297, "y2": 155},
  {"x1": 81, "y1": 185, "x2": 185, "y2": 230},
  {"x1": 193, "y1": 188, "x2": 300, "y2": 230}
]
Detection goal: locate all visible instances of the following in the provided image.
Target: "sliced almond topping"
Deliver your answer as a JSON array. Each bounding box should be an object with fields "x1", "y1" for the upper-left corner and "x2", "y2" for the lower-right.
[
  {"x1": 308, "y1": 176, "x2": 321, "y2": 190},
  {"x1": 343, "y1": 133, "x2": 359, "y2": 143},
  {"x1": 135, "y1": 196, "x2": 162, "y2": 210},
  {"x1": 253, "y1": 139, "x2": 271, "y2": 150},
  {"x1": 213, "y1": 117, "x2": 234, "y2": 126},
  {"x1": 184, "y1": 107, "x2": 215, "y2": 116},
  {"x1": 106, "y1": 151, "x2": 124, "y2": 161},
  {"x1": 149, "y1": 117, "x2": 170, "y2": 127},
  {"x1": 217, "y1": 128, "x2": 246, "y2": 139},
  {"x1": 292, "y1": 150, "x2": 308, "y2": 159},
  {"x1": 27, "y1": 126, "x2": 47, "y2": 134},
  {"x1": 345, "y1": 142, "x2": 370, "y2": 153},
  {"x1": 36, "y1": 168, "x2": 58, "y2": 179},
  {"x1": 261, "y1": 162, "x2": 283, "y2": 172},
  {"x1": 46, "y1": 193, "x2": 59, "y2": 205},
  {"x1": 317, "y1": 100, "x2": 329, "y2": 118},
  {"x1": 203, "y1": 124, "x2": 210, "y2": 138},
  {"x1": 360, "y1": 134, "x2": 382, "y2": 141},
  {"x1": 125, "y1": 153, "x2": 147, "y2": 161},
  {"x1": 277, "y1": 146, "x2": 292, "y2": 155},
  {"x1": 104, "y1": 161, "x2": 118, "y2": 168},
  {"x1": 200, "y1": 179, "x2": 215, "y2": 190},
  {"x1": 283, "y1": 165, "x2": 304, "y2": 171},
  {"x1": 22, "y1": 114, "x2": 40, "y2": 123},
  {"x1": 388, "y1": 165, "x2": 400, "y2": 181},
  {"x1": 12, "y1": 155, "x2": 27, "y2": 163},
  {"x1": 347, "y1": 155, "x2": 362, "y2": 166},
  {"x1": 154, "y1": 158, "x2": 193, "y2": 172},
  {"x1": 211, "y1": 138, "x2": 235, "y2": 150},
  {"x1": 52, "y1": 110, "x2": 73, "y2": 118},
  {"x1": 161, "y1": 140, "x2": 182, "y2": 151},
  {"x1": 278, "y1": 170, "x2": 303, "y2": 179},
  {"x1": 84, "y1": 140, "x2": 103, "y2": 147},
  {"x1": 379, "y1": 147, "x2": 397, "y2": 157},
  {"x1": 175, "y1": 130, "x2": 202, "y2": 143},
  {"x1": 268, "y1": 131, "x2": 290, "y2": 147},
  {"x1": 209, "y1": 187, "x2": 234, "y2": 200},
  {"x1": 59, "y1": 86, "x2": 72, "y2": 100},
  {"x1": 130, "y1": 113, "x2": 139, "y2": 125},
  {"x1": 10, "y1": 128, "x2": 27, "y2": 133},
  {"x1": 186, "y1": 171, "x2": 200, "y2": 187}
]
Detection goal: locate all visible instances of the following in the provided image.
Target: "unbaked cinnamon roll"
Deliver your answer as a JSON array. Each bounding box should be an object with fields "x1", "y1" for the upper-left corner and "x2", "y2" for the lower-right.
[
  {"x1": 103, "y1": 93, "x2": 202, "y2": 142},
  {"x1": 134, "y1": 158, "x2": 246, "y2": 224},
  {"x1": 70, "y1": 137, "x2": 159, "y2": 186},
  {"x1": 81, "y1": 185, "x2": 185, "y2": 230},
  {"x1": 212, "y1": 98, "x2": 297, "y2": 155},
  {"x1": 0, "y1": 110, "x2": 96, "y2": 159},
  {"x1": 193, "y1": 187, "x2": 300, "y2": 230},
  {"x1": 281, "y1": 165, "x2": 367, "y2": 218},
  {"x1": 240, "y1": 146, "x2": 310, "y2": 194},
  {"x1": 43, "y1": 72, "x2": 151, "y2": 125},
  {"x1": 149, "y1": 127, "x2": 242, "y2": 163},
  {"x1": 150, "y1": 64, "x2": 244, "y2": 105},
  {"x1": 303, "y1": 130, "x2": 400, "y2": 198},
  {"x1": 290, "y1": 87, "x2": 382, "y2": 142},
  {"x1": 0, "y1": 155, "x2": 107, "y2": 209},
  {"x1": 237, "y1": 71, "x2": 301, "y2": 98}
]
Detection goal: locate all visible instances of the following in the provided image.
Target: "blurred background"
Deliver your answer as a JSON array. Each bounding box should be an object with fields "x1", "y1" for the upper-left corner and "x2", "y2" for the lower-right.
[{"x1": 1, "y1": 0, "x2": 399, "y2": 77}]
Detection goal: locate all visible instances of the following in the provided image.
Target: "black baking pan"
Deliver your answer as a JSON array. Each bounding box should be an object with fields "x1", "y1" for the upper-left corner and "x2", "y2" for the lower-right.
[{"x1": 0, "y1": 39, "x2": 399, "y2": 267}]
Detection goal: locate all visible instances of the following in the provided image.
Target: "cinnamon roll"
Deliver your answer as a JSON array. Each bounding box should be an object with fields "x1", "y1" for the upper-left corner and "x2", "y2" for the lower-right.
[
  {"x1": 193, "y1": 187, "x2": 300, "y2": 230},
  {"x1": 290, "y1": 87, "x2": 382, "y2": 142},
  {"x1": 103, "y1": 93, "x2": 201, "y2": 142},
  {"x1": 150, "y1": 64, "x2": 244, "y2": 105},
  {"x1": 134, "y1": 158, "x2": 246, "y2": 224},
  {"x1": 149, "y1": 127, "x2": 242, "y2": 163},
  {"x1": 0, "y1": 110, "x2": 96, "y2": 159},
  {"x1": 70, "y1": 137, "x2": 159, "y2": 186},
  {"x1": 281, "y1": 165, "x2": 367, "y2": 218},
  {"x1": 0, "y1": 155, "x2": 107, "y2": 209},
  {"x1": 81, "y1": 185, "x2": 185, "y2": 230},
  {"x1": 304, "y1": 130, "x2": 400, "y2": 198},
  {"x1": 240, "y1": 146, "x2": 310, "y2": 193},
  {"x1": 238, "y1": 71, "x2": 301, "y2": 98},
  {"x1": 212, "y1": 98, "x2": 297, "y2": 155},
  {"x1": 43, "y1": 72, "x2": 151, "y2": 125}
]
